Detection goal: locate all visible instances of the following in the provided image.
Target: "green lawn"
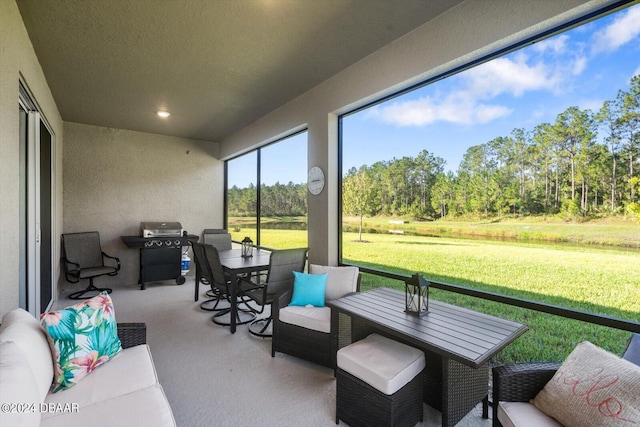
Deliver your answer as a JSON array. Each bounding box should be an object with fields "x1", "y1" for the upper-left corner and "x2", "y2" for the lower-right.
[{"x1": 230, "y1": 224, "x2": 640, "y2": 365}]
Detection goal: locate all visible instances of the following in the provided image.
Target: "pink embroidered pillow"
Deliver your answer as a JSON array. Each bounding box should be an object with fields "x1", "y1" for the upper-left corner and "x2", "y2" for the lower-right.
[
  {"x1": 531, "y1": 341, "x2": 640, "y2": 426},
  {"x1": 40, "y1": 292, "x2": 122, "y2": 392}
]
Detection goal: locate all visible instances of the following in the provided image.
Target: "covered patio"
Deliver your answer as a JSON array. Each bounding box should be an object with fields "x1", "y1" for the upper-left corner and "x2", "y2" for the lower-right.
[
  {"x1": 52, "y1": 276, "x2": 490, "y2": 427},
  {"x1": 3, "y1": 0, "x2": 627, "y2": 315},
  {"x1": 2, "y1": 1, "x2": 638, "y2": 426}
]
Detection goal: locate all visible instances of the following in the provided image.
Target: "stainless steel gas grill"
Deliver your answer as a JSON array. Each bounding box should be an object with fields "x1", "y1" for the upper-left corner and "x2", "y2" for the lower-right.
[
  {"x1": 141, "y1": 221, "x2": 183, "y2": 238},
  {"x1": 121, "y1": 222, "x2": 197, "y2": 289}
]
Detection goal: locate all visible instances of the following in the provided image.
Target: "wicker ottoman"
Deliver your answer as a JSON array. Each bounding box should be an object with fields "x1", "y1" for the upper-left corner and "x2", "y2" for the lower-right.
[{"x1": 336, "y1": 334, "x2": 426, "y2": 427}]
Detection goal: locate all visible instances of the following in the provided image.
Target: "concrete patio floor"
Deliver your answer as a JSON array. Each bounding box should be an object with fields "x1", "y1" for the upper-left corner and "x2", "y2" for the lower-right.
[{"x1": 56, "y1": 276, "x2": 492, "y2": 427}]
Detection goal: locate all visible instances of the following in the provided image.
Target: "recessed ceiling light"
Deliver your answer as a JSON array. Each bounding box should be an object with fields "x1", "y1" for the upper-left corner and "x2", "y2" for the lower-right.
[{"x1": 156, "y1": 111, "x2": 170, "y2": 118}]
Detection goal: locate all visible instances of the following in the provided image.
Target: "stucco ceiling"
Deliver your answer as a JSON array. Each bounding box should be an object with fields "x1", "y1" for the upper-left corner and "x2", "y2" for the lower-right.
[{"x1": 17, "y1": 0, "x2": 464, "y2": 143}]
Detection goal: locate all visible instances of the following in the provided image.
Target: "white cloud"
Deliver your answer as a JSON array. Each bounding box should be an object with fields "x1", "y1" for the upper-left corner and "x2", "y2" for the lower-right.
[
  {"x1": 475, "y1": 104, "x2": 513, "y2": 123},
  {"x1": 591, "y1": 6, "x2": 640, "y2": 54},
  {"x1": 633, "y1": 65, "x2": 640, "y2": 80},
  {"x1": 533, "y1": 35, "x2": 570, "y2": 55},
  {"x1": 367, "y1": 93, "x2": 512, "y2": 127},
  {"x1": 572, "y1": 56, "x2": 588, "y2": 75},
  {"x1": 368, "y1": 53, "x2": 567, "y2": 127},
  {"x1": 367, "y1": 17, "x2": 598, "y2": 129},
  {"x1": 463, "y1": 53, "x2": 560, "y2": 97}
]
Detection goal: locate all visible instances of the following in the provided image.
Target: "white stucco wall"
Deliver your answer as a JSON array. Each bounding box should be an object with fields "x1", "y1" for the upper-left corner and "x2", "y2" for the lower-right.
[
  {"x1": 218, "y1": 0, "x2": 621, "y2": 266},
  {"x1": 1, "y1": 0, "x2": 223, "y2": 315},
  {"x1": 62, "y1": 122, "x2": 223, "y2": 290},
  {"x1": 0, "y1": 0, "x2": 64, "y2": 317}
]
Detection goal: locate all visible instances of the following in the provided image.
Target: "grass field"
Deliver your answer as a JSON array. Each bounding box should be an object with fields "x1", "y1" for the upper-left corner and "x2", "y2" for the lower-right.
[{"x1": 230, "y1": 221, "x2": 640, "y2": 365}]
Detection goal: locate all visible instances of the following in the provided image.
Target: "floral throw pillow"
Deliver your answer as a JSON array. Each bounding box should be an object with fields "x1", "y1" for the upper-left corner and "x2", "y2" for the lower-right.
[{"x1": 40, "y1": 292, "x2": 122, "y2": 392}]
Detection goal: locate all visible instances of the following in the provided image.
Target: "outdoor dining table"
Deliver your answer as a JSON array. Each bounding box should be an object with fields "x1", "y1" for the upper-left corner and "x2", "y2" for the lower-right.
[
  {"x1": 326, "y1": 287, "x2": 528, "y2": 427},
  {"x1": 218, "y1": 248, "x2": 271, "y2": 334}
]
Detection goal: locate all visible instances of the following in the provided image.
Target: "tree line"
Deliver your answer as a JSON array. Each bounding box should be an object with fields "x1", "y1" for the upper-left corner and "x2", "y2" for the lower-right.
[
  {"x1": 227, "y1": 182, "x2": 307, "y2": 217},
  {"x1": 343, "y1": 76, "x2": 640, "y2": 221}
]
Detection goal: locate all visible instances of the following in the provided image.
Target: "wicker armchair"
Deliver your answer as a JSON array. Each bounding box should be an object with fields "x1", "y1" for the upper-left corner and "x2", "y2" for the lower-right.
[
  {"x1": 492, "y1": 333, "x2": 640, "y2": 427},
  {"x1": 272, "y1": 266, "x2": 361, "y2": 369}
]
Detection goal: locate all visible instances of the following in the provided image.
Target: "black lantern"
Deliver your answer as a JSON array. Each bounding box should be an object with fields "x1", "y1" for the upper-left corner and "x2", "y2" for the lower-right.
[
  {"x1": 405, "y1": 273, "x2": 429, "y2": 316},
  {"x1": 241, "y1": 236, "x2": 253, "y2": 258}
]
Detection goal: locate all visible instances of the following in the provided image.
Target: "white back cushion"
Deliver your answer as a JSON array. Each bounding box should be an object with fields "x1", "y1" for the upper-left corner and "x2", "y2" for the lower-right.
[
  {"x1": 0, "y1": 308, "x2": 54, "y2": 400},
  {"x1": 0, "y1": 341, "x2": 41, "y2": 427},
  {"x1": 309, "y1": 264, "x2": 359, "y2": 301}
]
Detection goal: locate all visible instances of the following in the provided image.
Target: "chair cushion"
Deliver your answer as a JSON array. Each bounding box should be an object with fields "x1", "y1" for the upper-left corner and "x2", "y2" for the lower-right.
[
  {"x1": 40, "y1": 385, "x2": 176, "y2": 427},
  {"x1": 0, "y1": 341, "x2": 41, "y2": 427},
  {"x1": 0, "y1": 308, "x2": 55, "y2": 400},
  {"x1": 531, "y1": 340, "x2": 640, "y2": 427},
  {"x1": 41, "y1": 292, "x2": 122, "y2": 392},
  {"x1": 289, "y1": 272, "x2": 328, "y2": 307},
  {"x1": 498, "y1": 401, "x2": 563, "y2": 427},
  {"x1": 337, "y1": 333, "x2": 425, "y2": 395},
  {"x1": 42, "y1": 344, "x2": 159, "y2": 416},
  {"x1": 309, "y1": 264, "x2": 359, "y2": 301},
  {"x1": 279, "y1": 306, "x2": 331, "y2": 333}
]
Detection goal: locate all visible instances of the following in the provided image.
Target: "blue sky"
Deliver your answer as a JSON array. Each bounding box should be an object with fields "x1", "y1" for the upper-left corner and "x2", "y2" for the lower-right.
[
  {"x1": 343, "y1": 3, "x2": 640, "y2": 175},
  {"x1": 227, "y1": 131, "x2": 307, "y2": 187},
  {"x1": 229, "y1": 3, "x2": 640, "y2": 188}
]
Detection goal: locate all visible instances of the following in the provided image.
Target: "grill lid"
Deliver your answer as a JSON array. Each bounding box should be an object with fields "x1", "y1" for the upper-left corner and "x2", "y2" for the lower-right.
[{"x1": 141, "y1": 222, "x2": 183, "y2": 238}]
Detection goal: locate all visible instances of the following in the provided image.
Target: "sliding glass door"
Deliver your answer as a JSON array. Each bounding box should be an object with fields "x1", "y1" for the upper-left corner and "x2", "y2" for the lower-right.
[{"x1": 19, "y1": 82, "x2": 54, "y2": 315}]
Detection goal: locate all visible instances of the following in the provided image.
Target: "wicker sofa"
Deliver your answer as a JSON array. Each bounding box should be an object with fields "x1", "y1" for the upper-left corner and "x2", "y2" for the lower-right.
[
  {"x1": 492, "y1": 334, "x2": 640, "y2": 427},
  {"x1": 0, "y1": 308, "x2": 176, "y2": 427}
]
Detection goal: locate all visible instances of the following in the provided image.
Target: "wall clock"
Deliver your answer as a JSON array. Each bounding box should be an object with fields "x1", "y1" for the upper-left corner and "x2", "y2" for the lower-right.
[{"x1": 308, "y1": 166, "x2": 325, "y2": 195}]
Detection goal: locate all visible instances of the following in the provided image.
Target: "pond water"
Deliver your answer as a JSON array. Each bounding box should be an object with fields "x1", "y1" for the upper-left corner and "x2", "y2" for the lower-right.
[{"x1": 233, "y1": 220, "x2": 640, "y2": 253}]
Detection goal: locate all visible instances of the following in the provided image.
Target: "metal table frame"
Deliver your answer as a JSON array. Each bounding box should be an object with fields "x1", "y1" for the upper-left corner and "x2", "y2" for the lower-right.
[{"x1": 327, "y1": 287, "x2": 528, "y2": 427}]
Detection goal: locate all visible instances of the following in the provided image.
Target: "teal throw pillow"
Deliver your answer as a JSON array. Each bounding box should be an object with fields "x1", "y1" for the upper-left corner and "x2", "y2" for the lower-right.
[
  {"x1": 289, "y1": 272, "x2": 328, "y2": 307},
  {"x1": 40, "y1": 291, "x2": 122, "y2": 392}
]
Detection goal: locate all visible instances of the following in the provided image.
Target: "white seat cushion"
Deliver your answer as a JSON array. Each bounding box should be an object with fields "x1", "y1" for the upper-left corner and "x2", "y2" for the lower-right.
[
  {"x1": 42, "y1": 344, "x2": 159, "y2": 417},
  {"x1": 279, "y1": 305, "x2": 331, "y2": 333},
  {"x1": 0, "y1": 341, "x2": 41, "y2": 427},
  {"x1": 0, "y1": 308, "x2": 54, "y2": 400},
  {"x1": 498, "y1": 401, "x2": 563, "y2": 427},
  {"x1": 309, "y1": 264, "x2": 359, "y2": 301},
  {"x1": 337, "y1": 333, "x2": 425, "y2": 395},
  {"x1": 41, "y1": 385, "x2": 176, "y2": 427}
]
